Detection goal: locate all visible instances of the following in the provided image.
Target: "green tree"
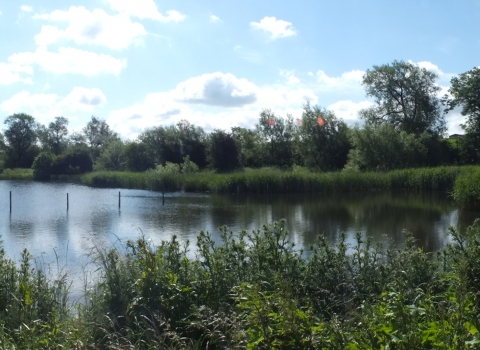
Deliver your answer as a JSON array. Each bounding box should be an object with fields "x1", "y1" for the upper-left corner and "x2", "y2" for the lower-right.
[
  {"x1": 47, "y1": 117, "x2": 69, "y2": 155},
  {"x1": 83, "y1": 116, "x2": 117, "y2": 161},
  {"x1": 32, "y1": 152, "x2": 54, "y2": 180},
  {"x1": 361, "y1": 60, "x2": 446, "y2": 135},
  {"x1": 51, "y1": 145, "x2": 92, "y2": 175},
  {"x1": 256, "y1": 110, "x2": 295, "y2": 167},
  {"x1": 231, "y1": 127, "x2": 266, "y2": 168},
  {"x1": 345, "y1": 123, "x2": 428, "y2": 171},
  {"x1": 296, "y1": 104, "x2": 351, "y2": 171},
  {"x1": 445, "y1": 67, "x2": 480, "y2": 164},
  {"x1": 139, "y1": 122, "x2": 207, "y2": 167},
  {"x1": 3, "y1": 113, "x2": 39, "y2": 168},
  {"x1": 124, "y1": 141, "x2": 155, "y2": 172},
  {"x1": 207, "y1": 129, "x2": 241, "y2": 172},
  {"x1": 94, "y1": 140, "x2": 126, "y2": 171}
]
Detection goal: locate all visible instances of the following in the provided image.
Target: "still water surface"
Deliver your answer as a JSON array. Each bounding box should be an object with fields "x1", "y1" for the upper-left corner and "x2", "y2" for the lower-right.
[{"x1": 0, "y1": 180, "x2": 479, "y2": 297}]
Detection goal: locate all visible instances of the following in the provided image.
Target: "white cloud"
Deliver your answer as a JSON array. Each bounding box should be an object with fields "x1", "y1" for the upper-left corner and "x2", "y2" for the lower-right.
[
  {"x1": 20, "y1": 5, "x2": 33, "y2": 12},
  {"x1": 8, "y1": 46, "x2": 126, "y2": 76},
  {"x1": 107, "y1": 72, "x2": 318, "y2": 138},
  {"x1": 210, "y1": 15, "x2": 221, "y2": 23},
  {"x1": 62, "y1": 87, "x2": 107, "y2": 111},
  {"x1": 1, "y1": 87, "x2": 107, "y2": 124},
  {"x1": 0, "y1": 62, "x2": 33, "y2": 85},
  {"x1": 446, "y1": 109, "x2": 467, "y2": 136},
  {"x1": 328, "y1": 100, "x2": 373, "y2": 122},
  {"x1": 34, "y1": 6, "x2": 146, "y2": 50},
  {"x1": 1, "y1": 91, "x2": 58, "y2": 115},
  {"x1": 175, "y1": 72, "x2": 258, "y2": 107},
  {"x1": 280, "y1": 70, "x2": 300, "y2": 84},
  {"x1": 250, "y1": 16, "x2": 296, "y2": 40},
  {"x1": 105, "y1": 0, "x2": 185, "y2": 22},
  {"x1": 316, "y1": 69, "x2": 365, "y2": 91}
]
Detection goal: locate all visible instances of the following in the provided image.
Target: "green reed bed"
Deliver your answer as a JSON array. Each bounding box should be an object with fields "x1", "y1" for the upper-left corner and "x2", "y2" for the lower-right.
[
  {"x1": 81, "y1": 166, "x2": 469, "y2": 194},
  {"x1": 78, "y1": 166, "x2": 480, "y2": 210},
  {"x1": 453, "y1": 166, "x2": 480, "y2": 208},
  {"x1": 0, "y1": 168, "x2": 34, "y2": 180}
]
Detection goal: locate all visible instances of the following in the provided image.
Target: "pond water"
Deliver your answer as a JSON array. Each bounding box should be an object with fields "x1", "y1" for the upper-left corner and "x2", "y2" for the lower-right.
[{"x1": 0, "y1": 180, "x2": 479, "y2": 299}]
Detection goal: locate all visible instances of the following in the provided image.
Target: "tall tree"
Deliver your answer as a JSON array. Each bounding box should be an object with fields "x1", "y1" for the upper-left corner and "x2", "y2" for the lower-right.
[
  {"x1": 296, "y1": 104, "x2": 351, "y2": 171},
  {"x1": 256, "y1": 109, "x2": 295, "y2": 167},
  {"x1": 207, "y1": 129, "x2": 241, "y2": 172},
  {"x1": 444, "y1": 67, "x2": 480, "y2": 164},
  {"x1": 231, "y1": 127, "x2": 266, "y2": 167},
  {"x1": 361, "y1": 60, "x2": 446, "y2": 135},
  {"x1": 47, "y1": 117, "x2": 69, "y2": 155},
  {"x1": 82, "y1": 116, "x2": 117, "y2": 161},
  {"x1": 3, "y1": 113, "x2": 39, "y2": 167}
]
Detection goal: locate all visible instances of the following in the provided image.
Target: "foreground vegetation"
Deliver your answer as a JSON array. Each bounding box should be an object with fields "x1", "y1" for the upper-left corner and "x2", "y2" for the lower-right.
[{"x1": 2, "y1": 219, "x2": 480, "y2": 348}]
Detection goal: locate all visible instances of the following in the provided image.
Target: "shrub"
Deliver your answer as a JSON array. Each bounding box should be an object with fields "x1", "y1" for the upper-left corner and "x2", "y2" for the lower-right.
[{"x1": 32, "y1": 152, "x2": 54, "y2": 180}]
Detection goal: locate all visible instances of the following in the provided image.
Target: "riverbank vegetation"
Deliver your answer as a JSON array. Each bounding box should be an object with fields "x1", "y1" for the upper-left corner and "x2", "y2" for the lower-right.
[
  {"x1": 1, "y1": 60, "x2": 480, "y2": 209},
  {"x1": 1, "y1": 219, "x2": 480, "y2": 348}
]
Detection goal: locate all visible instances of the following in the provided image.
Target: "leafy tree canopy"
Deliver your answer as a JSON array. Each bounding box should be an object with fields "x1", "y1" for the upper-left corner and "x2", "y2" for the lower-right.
[
  {"x1": 361, "y1": 60, "x2": 446, "y2": 135},
  {"x1": 445, "y1": 66, "x2": 480, "y2": 132}
]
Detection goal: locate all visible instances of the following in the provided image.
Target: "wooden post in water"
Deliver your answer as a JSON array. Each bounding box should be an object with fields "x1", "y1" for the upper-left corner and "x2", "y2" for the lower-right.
[
  {"x1": 119, "y1": 191, "x2": 121, "y2": 209},
  {"x1": 67, "y1": 193, "x2": 69, "y2": 211},
  {"x1": 9, "y1": 191, "x2": 11, "y2": 213}
]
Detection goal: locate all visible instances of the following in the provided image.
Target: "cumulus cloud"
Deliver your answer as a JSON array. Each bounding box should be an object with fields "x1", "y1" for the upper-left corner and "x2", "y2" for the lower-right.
[
  {"x1": 1, "y1": 87, "x2": 107, "y2": 124},
  {"x1": 328, "y1": 100, "x2": 374, "y2": 122},
  {"x1": 105, "y1": 72, "x2": 319, "y2": 138},
  {"x1": 316, "y1": 69, "x2": 365, "y2": 92},
  {"x1": 250, "y1": 16, "x2": 296, "y2": 40},
  {"x1": 62, "y1": 87, "x2": 107, "y2": 111},
  {"x1": 175, "y1": 72, "x2": 258, "y2": 107},
  {"x1": 210, "y1": 15, "x2": 221, "y2": 23},
  {"x1": 20, "y1": 5, "x2": 33, "y2": 12},
  {"x1": 280, "y1": 70, "x2": 300, "y2": 85},
  {"x1": 8, "y1": 46, "x2": 126, "y2": 76},
  {"x1": 105, "y1": 0, "x2": 185, "y2": 22},
  {"x1": 34, "y1": 6, "x2": 146, "y2": 50},
  {"x1": 0, "y1": 62, "x2": 33, "y2": 85}
]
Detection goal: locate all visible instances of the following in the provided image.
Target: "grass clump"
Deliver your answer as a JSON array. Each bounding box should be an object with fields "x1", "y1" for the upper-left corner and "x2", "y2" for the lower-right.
[
  {"x1": 453, "y1": 167, "x2": 480, "y2": 208},
  {"x1": 0, "y1": 168, "x2": 34, "y2": 180}
]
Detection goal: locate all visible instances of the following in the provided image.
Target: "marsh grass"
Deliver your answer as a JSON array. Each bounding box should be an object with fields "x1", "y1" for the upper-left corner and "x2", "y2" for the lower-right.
[
  {"x1": 453, "y1": 167, "x2": 480, "y2": 208},
  {"x1": 0, "y1": 168, "x2": 34, "y2": 180},
  {"x1": 81, "y1": 166, "x2": 467, "y2": 195}
]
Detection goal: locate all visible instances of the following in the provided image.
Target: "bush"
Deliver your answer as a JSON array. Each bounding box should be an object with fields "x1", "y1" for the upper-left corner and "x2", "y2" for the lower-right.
[
  {"x1": 52, "y1": 147, "x2": 93, "y2": 175},
  {"x1": 346, "y1": 124, "x2": 428, "y2": 171},
  {"x1": 32, "y1": 152, "x2": 54, "y2": 180}
]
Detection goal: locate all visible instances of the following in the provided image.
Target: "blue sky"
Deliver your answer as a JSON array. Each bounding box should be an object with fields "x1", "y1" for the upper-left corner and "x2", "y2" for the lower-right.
[{"x1": 1, "y1": 0, "x2": 479, "y2": 138}]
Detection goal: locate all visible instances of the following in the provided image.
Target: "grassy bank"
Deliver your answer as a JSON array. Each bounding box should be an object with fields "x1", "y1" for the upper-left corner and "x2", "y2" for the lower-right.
[
  {"x1": 81, "y1": 166, "x2": 467, "y2": 194},
  {"x1": 3, "y1": 165, "x2": 480, "y2": 207},
  {"x1": 81, "y1": 166, "x2": 480, "y2": 208},
  {"x1": 453, "y1": 167, "x2": 480, "y2": 208},
  {"x1": 0, "y1": 168, "x2": 33, "y2": 180},
  {"x1": 1, "y1": 219, "x2": 480, "y2": 348}
]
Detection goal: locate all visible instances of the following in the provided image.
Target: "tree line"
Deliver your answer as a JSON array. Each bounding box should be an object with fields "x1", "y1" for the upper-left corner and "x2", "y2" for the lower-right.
[{"x1": 0, "y1": 60, "x2": 479, "y2": 178}]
